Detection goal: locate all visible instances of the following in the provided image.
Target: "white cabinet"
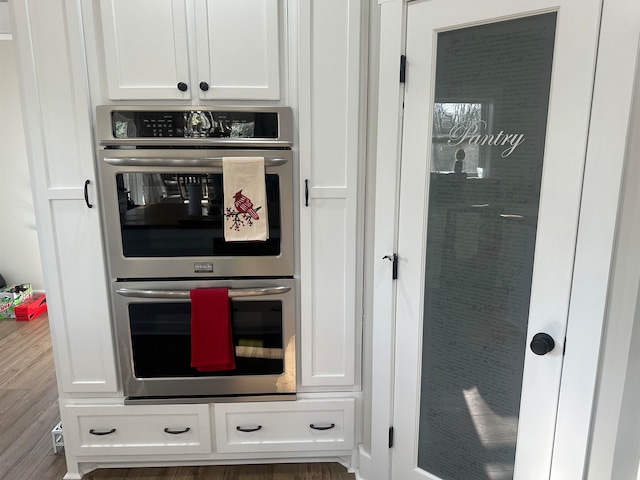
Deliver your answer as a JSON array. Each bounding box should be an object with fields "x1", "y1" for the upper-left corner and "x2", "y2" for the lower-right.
[
  {"x1": 99, "y1": 0, "x2": 190, "y2": 100},
  {"x1": 193, "y1": 0, "x2": 281, "y2": 101},
  {"x1": 11, "y1": 0, "x2": 118, "y2": 394},
  {"x1": 298, "y1": 0, "x2": 365, "y2": 389},
  {"x1": 214, "y1": 399, "x2": 355, "y2": 453},
  {"x1": 98, "y1": 0, "x2": 281, "y2": 101},
  {"x1": 63, "y1": 403, "x2": 212, "y2": 456}
]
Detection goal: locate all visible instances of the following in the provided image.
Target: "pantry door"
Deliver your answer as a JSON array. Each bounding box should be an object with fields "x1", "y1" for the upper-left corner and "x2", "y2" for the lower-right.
[{"x1": 392, "y1": 1, "x2": 601, "y2": 479}]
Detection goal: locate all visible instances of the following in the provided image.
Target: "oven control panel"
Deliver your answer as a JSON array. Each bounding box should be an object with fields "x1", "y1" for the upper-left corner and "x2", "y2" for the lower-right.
[
  {"x1": 97, "y1": 106, "x2": 293, "y2": 147},
  {"x1": 109, "y1": 110, "x2": 279, "y2": 140}
]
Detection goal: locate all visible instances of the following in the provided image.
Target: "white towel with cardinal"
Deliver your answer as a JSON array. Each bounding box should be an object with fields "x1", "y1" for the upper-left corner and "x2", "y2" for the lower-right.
[{"x1": 222, "y1": 157, "x2": 269, "y2": 242}]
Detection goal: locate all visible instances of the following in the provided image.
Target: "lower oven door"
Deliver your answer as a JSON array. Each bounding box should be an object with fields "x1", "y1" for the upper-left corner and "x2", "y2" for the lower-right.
[{"x1": 112, "y1": 278, "x2": 296, "y2": 402}]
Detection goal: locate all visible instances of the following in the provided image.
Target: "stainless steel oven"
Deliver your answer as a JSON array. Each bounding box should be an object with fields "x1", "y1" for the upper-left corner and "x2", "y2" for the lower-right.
[
  {"x1": 96, "y1": 106, "x2": 294, "y2": 279},
  {"x1": 94, "y1": 106, "x2": 297, "y2": 402},
  {"x1": 113, "y1": 278, "x2": 295, "y2": 402}
]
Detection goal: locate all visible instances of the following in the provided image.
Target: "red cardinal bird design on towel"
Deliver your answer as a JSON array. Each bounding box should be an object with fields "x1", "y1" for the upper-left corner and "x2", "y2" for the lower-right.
[
  {"x1": 233, "y1": 190, "x2": 259, "y2": 220},
  {"x1": 222, "y1": 157, "x2": 268, "y2": 241},
  {"x1": 225, "y1": 190, "x2": 263, "y2": 231}
]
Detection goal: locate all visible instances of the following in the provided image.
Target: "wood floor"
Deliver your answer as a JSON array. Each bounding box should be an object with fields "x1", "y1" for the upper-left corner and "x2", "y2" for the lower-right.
[{"x1": 0, "y1": 314, "x2": 355, "y2": 480}]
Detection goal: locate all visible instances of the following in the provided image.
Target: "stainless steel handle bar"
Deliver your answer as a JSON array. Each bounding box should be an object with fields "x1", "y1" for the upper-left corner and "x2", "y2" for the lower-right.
[{"x1": 116, "y1": 286, "x2": 291, "y2": 299}]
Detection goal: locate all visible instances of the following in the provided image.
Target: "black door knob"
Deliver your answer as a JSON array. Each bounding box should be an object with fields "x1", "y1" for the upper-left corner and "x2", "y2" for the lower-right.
[
  {"x1": 530, "y1": 333, "x2": 555, "y2": 356},
  {"x1": 199, "y1": 81, "x2": 210, "y2": 92},
  {"x1": 177, "y1": 82, "x2": 188, "y2": 92}
]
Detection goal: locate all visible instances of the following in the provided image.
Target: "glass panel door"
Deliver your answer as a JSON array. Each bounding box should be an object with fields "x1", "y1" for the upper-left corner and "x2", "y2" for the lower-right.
[
  {"x1": 391, "y1": 0, "x2": 601, "y2": 478},
  {"x1": 417, "y1": 15, "x2": 556, "y2": 479}
]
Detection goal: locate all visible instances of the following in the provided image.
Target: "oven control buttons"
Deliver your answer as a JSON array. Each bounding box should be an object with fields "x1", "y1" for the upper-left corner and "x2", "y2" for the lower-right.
[{"x1": 194, "y1": 262, "x2": 214, "y2": 273}]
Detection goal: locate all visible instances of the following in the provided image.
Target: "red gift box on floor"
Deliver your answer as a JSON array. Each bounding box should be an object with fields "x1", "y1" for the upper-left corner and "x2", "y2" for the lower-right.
[{"x1": 15, "y1": 294, "x2": 47, "y2": 321}]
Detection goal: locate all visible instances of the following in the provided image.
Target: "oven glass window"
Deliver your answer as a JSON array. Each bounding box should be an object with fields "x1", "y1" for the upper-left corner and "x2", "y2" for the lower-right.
[
  {"x1": 115, "y1": 173, "x2": 281, "y2": 257},
  {"x1": 129, "y1": 300, "x2": 284, "y2": 378}
]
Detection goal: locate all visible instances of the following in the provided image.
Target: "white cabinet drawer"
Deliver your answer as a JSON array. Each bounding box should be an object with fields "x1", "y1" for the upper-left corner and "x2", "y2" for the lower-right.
[
  {"x1": 214, "y1": 399, "x2": 355, "y2": 453},
  {"x1": 64, "y1": 404, "x2": 211, "y2": 456}
]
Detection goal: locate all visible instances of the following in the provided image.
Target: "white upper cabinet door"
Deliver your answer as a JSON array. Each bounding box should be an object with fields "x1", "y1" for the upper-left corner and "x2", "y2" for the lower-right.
[
  {"x1": 100, "y1": 0, "x2": 191, "y2": 100},
  {"x1": 193, "y1": 0, "x2": 281, "y2": 100},
  {"x1": 99, "y1": 0, "x2": 281, "y2": 101}
]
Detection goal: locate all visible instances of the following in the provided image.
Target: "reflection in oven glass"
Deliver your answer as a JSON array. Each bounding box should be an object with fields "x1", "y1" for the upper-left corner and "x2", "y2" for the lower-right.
[
  {"x1": 129, "y1": 301, "x2": 284, "y2": 378},
  {"x1": 116, "y1": 173, "x2": 281, "y2": 257}
]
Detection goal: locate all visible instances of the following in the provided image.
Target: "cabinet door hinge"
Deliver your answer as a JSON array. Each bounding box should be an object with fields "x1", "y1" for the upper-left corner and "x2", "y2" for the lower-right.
[
  {"x1": 400, "y1": 55, "x2": 407, "y2": 83},
  {"x1": 383, "y1": 254, "x2": 398, "y2": 280},
  {"x1": 389, "y1": 426, "x2": 394, "y2": 448}
]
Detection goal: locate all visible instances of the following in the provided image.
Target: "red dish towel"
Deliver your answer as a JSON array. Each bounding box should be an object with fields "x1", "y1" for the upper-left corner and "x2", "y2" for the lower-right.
[{"x1": 190, "y1": 288, "x2": 236, "y2": 372}]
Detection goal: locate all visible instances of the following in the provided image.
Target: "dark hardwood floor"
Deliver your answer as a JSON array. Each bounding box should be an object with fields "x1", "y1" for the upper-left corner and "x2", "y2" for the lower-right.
[{"x1": 0, "y1": 314, "x2": 355, "y2": 480}]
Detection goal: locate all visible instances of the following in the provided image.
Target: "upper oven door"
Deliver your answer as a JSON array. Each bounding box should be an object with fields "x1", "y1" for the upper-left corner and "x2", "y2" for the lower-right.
[{"x1": 97, "y1": 149, "x2": 293, "y2": 279}]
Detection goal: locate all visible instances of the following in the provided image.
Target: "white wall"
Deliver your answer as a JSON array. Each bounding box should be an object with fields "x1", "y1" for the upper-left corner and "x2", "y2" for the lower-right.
[
  {"x1": 0, "y1": 37, "x2": 45, "y2": 291},
  {"x1": 0, "y1": 3, "x2": 10, "y2": 35},
  {"x1": 586, "y1": 40, "x2": 640, "y2": 479}
]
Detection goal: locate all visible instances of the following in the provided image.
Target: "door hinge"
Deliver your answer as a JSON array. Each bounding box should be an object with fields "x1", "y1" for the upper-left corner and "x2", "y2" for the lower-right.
[
  {"x1": 389, "y1": 426, "x2": 394, "y2": 448},
  {"x1": 400, "y1": 55, "x2": 406, "y2": 83},
  {"x1": 383, "y1": 254, "x2": 398, "y2": 280}
]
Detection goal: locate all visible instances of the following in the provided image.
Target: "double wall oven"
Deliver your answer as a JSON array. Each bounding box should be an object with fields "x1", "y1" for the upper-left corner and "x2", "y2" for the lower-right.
[{"x1": 96, "y1": 106, "x2": 296, "y2": 403}]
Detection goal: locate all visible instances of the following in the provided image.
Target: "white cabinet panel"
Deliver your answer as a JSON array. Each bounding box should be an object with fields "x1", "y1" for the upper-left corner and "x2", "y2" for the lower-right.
[
  {"x1": 50, "y1": 200, "x2": 117, "y2": 392},
  {"x1": 194, "y1": 0, "x2": 280, "y2": 100},
  {"x1": 12, "y1": 0, "x2": 117, "y2": 394},
  {"x1": 64, "y1": 403, "x2": 211, "y2": 456},
  {"x1": 308, "y1": 3, "x2": 349, "y2": 188},
  {"x1": 25, "y1": 0, "x2": 95, "y2": 186},
  {"x1": 100, "y1": 0, "x2": 191, "y2": 100},
  {"x1": 298, "y1": 0, "x2": 363, "y2": 388},
  {"x1": 302, "y1": 198, "x2": 353, "y2": 383},
  {"x1": 214, "y1": 399, "x2": 355, "y2": 453}
]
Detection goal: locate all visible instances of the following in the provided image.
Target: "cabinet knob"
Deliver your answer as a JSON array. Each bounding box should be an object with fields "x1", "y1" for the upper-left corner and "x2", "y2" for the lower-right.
[
  {"x1": 530, "y1": 332, "x2": 555, "y2": 356},
  {"x1": 199, "y1": 81, "x2": 210, "y2": 92},
  {"x1": 177, "y1": 82, "x2": 188, "y2": 92}
]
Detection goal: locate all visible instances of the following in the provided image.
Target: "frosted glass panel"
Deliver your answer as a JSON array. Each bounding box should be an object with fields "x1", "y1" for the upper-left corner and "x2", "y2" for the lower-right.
[{"x1": 418, "y1": 13, "x2": 556, "y2": 480}]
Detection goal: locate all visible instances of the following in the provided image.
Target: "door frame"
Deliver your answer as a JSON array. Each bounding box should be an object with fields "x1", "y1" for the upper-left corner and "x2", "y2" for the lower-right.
[{"x1": 358, "y1": 1, "x2": 640, "y2": 479}]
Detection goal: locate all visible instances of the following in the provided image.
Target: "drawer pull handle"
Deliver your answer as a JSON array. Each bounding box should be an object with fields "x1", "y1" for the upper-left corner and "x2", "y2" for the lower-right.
[
  {"x1": 164, "y1": 427, "x2": 191, "y2": 435},
  {"x1": 236, "y1": 425, "x2": 262, "y2": 433},
  {"x1": 310, "y1": 423, "x2": 336, "y2": 431},
  {"x1": 89, "y1": 428, "x2": 116, "y2": 436}
]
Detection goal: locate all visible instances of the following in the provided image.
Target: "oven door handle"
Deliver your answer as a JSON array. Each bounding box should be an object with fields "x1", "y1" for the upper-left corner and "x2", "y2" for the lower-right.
[
  {"x1": 103, "y1": 157, "x2": 288, "y2": 168},
  {"x1": 115, "y1": 286, "x2": 291, "y2": 299}
]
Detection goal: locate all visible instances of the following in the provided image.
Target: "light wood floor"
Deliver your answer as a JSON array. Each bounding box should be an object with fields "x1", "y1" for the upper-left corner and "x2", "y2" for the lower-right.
[{"x1": 0, "y1": 314, "x2": 355, "y2": 480}]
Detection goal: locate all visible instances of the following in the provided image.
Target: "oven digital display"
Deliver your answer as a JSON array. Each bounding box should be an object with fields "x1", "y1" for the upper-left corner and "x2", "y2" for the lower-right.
[{"x1": 111, "y1": 110, "x2": 279, "y2": 139}]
